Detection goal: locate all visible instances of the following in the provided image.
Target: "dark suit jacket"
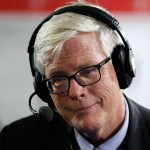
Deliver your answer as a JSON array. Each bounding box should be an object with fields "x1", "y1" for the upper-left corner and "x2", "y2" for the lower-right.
[{"x1": 0, "y1": 95, "x2": 150, "y2": 150}]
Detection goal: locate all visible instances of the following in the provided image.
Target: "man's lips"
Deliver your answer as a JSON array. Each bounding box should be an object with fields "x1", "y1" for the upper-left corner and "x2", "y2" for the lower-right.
[{"x1": 71, "y1": 103, "x2": 98, "y2": 112}]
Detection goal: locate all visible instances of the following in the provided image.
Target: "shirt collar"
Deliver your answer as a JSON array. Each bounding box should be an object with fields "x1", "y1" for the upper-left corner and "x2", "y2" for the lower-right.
[{"x1": 74, "y1": 99, "x2": 129, "y2": 150}]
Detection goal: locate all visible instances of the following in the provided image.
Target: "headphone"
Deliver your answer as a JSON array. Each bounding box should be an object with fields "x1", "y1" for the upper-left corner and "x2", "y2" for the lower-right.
[{"x1": 27, "y1": 5, "x2": 136, "y2": 107}]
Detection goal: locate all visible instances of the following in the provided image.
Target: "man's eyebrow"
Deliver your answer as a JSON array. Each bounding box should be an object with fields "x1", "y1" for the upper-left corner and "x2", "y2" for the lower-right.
[{"x1": 47, "y1": 70, "x2": 67, "y2": 78}]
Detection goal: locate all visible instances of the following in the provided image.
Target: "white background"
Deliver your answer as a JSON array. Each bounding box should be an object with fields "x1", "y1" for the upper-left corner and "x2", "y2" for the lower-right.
[{"x1": 0, "y1": 12, "x2": 150, "y2": 130}]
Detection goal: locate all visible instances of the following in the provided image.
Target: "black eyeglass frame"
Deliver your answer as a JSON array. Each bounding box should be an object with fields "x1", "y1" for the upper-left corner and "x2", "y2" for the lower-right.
[{"x1": 46, "y1": 57, "x2": 111, "y2": 94}]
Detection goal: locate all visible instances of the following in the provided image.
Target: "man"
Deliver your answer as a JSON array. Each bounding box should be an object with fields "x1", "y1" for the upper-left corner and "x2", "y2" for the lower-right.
[{"x1": 0, "y1": 0, "x2": 150, "y2": 150}]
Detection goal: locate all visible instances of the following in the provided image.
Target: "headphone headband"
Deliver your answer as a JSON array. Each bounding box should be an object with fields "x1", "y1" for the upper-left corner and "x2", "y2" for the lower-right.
[
  {"x1": 27, "y1": 5, "x2": 121, "y2": 53},
  {"x1": 27, "y1": 5, "x2": 130, "y2": 75}
]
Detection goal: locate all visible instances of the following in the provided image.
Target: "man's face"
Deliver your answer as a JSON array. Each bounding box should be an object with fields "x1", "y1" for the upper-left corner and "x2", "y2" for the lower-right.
[{"x1": 45, "y1": 32, "x2": 124, "y2": 139}]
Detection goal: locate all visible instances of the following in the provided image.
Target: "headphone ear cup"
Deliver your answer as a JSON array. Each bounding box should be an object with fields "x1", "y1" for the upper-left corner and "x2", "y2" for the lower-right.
[
  {"x1": 34, "y1": 70, "x2": 55, "y2": 108},
  {"x1": 111, "y1": 45, "x2": 133, "y2": 89}
]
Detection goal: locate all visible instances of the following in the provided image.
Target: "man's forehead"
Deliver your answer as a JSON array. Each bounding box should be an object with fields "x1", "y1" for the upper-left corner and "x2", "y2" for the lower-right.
[
  {"x1": 45, "y1": 53, "x2": 105, "y2": 78},
  {"x1": 45, "y1": 32, "x2": 107, "y2": 76}
]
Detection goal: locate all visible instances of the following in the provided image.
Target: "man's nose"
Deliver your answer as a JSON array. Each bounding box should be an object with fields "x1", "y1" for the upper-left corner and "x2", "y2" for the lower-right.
[{"x1": 68, "y1": 79, "x2": 85, "y2": 100}]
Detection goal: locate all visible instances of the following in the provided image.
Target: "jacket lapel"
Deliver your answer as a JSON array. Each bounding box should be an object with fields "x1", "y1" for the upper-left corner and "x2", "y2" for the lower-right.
[{"x1": 121, "y1": 95, "x2": 150, "y2": 150}]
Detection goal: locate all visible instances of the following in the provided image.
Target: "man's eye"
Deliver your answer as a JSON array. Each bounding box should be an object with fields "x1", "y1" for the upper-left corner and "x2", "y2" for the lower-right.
[
  {"x1": 51, "y1": 77, "x2": 67, "y2": 86},
  {"x1": 80, "y1": 67, "x2": 97, "y2": 76}
]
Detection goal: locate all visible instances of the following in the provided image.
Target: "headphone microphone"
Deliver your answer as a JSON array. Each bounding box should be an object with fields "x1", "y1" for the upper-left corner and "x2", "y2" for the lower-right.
[
  {"x1": 39, "y1": 106, "x2": 54, "y2": 122},
  {"x1": 28, "y1": 92, "x2": 54, "y2": 123}
]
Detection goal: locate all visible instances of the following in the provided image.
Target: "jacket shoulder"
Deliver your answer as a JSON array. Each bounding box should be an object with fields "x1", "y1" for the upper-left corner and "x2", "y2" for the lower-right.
[
  {"x1": 0, "y1": 115, "x2": 75, "y2": 150},
  {"x1": 128, "y1": 98, "x2": 150, "y2": 122}
]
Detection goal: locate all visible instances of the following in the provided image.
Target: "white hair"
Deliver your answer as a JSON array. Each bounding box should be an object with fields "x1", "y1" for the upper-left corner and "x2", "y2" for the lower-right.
[{"x1": 34, "y1": 0, "x2": 122, "y2": 74}]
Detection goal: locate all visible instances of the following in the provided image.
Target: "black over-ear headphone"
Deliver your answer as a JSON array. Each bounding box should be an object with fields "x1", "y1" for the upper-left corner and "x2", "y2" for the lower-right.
[{"x1": 28, "y1": 5, "x2": 136, "y2": 107}]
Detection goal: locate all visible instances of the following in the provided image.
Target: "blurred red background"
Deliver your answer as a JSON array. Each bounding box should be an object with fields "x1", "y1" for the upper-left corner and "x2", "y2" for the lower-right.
[{"x1": 0, "y1": 0, "x2": 150, "y2": 13}]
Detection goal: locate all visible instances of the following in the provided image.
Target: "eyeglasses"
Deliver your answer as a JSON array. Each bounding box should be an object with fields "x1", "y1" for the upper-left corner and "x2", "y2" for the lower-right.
[{"x1": 46, "y1": 57, "x2": 111, "y2": 94}]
